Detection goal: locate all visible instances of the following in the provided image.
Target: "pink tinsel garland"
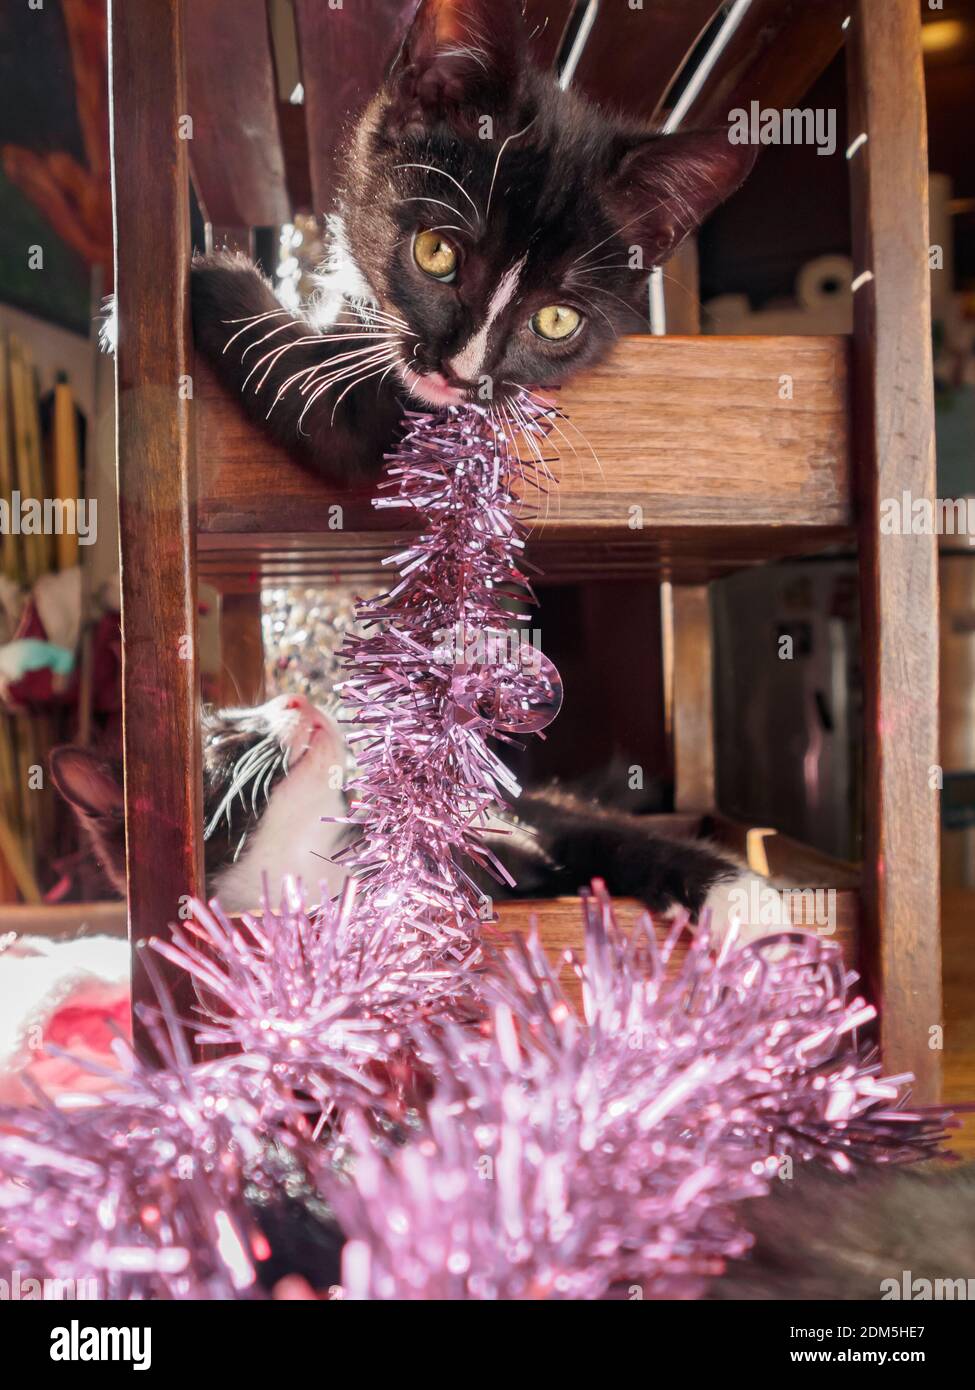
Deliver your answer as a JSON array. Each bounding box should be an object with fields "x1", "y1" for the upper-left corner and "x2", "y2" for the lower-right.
[{"x1": 0, "y1": 400, "x2": 951, "y2": 1300}]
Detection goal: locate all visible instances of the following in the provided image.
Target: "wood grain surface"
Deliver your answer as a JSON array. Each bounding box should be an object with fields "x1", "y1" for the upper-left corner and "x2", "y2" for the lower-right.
[
  {"x1": 111, "y1": 0, "x2": 204, "y2": 1053},
  {"x1": 847, "y1": 0, "x2": 942, "y2": 1101},
  {"x1": 185, "y1": 0, "x2": 290, "y2": 228},
  {"x1": 196, "y1": 334, "x2": 852, "y2": 574}
]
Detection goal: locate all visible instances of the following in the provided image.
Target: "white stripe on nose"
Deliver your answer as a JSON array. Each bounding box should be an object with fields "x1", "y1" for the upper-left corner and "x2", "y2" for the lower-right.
[{"x1": 448, "y1": 255, "x2": 526, "y2": 382}]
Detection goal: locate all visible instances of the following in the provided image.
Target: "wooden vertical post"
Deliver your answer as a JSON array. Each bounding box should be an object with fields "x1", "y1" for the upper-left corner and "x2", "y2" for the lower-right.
[
  {"x1": 110, "y1": 0, "x2": 203, "y2": 1055},
  {"x1": 671, "y1": 585, "x2": 716, "y2": 813},
  {"x1": 663, "y1": 238, "x2": 716, "y2": 816},
  {"x1": 219, "y1": 589, "x2": 267, "y2": 707},
  {"x1": 846, "y1": 0, "x2": 941, "y2": 1099}
]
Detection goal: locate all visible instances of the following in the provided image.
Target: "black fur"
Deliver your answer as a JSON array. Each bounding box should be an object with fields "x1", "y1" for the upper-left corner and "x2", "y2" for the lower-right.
[
  {"x1": 711, "y1": 1163, "x2": 975, "y2": 1301},
  {"x1": 485, "y1": 786, "x2": 735, "y2": 915},
  {"x1": 191, "y1": 0, "x2": 754, "y2": 479}
]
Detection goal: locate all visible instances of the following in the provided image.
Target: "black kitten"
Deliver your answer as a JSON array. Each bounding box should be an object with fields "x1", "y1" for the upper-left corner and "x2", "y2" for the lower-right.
[
  {"x1": 191, "y1": 0, "x2": 754, "y2": 476},
  {"x1": 52, "y1": 694, "x2": 739, "y2": 919}
]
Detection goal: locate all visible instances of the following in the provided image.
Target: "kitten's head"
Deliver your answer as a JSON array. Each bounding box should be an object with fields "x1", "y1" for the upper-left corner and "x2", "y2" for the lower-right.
[
  {"x1": 341, "y1": 0, "x2": 755, "y2": 409},
  {"x1": 51, "y1": 695, "x2": 345, "y2": 905}
]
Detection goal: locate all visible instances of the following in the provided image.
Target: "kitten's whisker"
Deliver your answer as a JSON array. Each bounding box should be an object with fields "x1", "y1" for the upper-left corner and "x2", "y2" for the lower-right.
[
  {"x1": 504, "y1": 389, "x2": 562, "y2": 506},
  {"x1": 206, "y1": 736, "x2": 277, "y2": 838},
  {"x1": 239, "y1": 318, "x2": 310, "y2": 359},
  {"x1": 294, "y1": 356, "x2": 394, "y2": 428},
  {"x1": 244, "y1": 333, "x2": 352, "y2": 392},
  {"x1": 504, "y1": 395, "x2": 554, "y2": 527},
  {"x1": 297, "y1": 345, "x2": 397, "y2": 401},
  {"x1": 296, "y1": 341, "x2": 401, "y2": 396},
  {"x1": 330, "y1": 355, "x2": 402, "y2": 426},
  {"x1": 571, "y1": 277, "x2": 650, "y2": 328},
  {"x1": 506, "y1": 387, "x2": 581, "y2": 481},
  {"x1": 394, "y1": 163, "x2": 482, "y2": 226},
  {"x1": 246, "y1": 332, "x2": 396, "y2": 393},
  {"x1": 223, "y1": 308, "x2": 289, "y2": 326},
  {"x1": 297, "y1": 348, "x2": 398, "y2": 430},
  {"x1": 485, "y1": 118, "x2": 537, "y2": 226},
  {"x1": 518, "y1": 385, "x2": 604, "y2": 484},
  {"x1": 576, "y1": 251, "x2": 632, "y2": 271},
  {"x1": 397, "y1": 196, "x2": 475, "y2": 233},
  {"x1": 570, "y1": 205, "x2": 667, "y2": 268},
  {"x1": 256, "y1": 755, "x2": 282, "y2": 814},
  {"x1": 375, "y1": 359, "x2": 401, "y2": 397},
  {"x1": 338, "y1": 303, "x2": 412, "y2": 331},
  {"x1": 265, "y1": 337, "x2": 400, "y2": 411},
  {"x1": 222, "y1": 309, "x2": 290, "y2": 352},
  {"x1": 497, "y1": 403, "x2": 534, "y2": 509}
]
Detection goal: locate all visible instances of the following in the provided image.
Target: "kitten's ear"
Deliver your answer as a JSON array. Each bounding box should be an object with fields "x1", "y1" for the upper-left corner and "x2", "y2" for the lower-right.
[
  {"x1": 386, "y1": 0, "x2": 524, "y2": 134},
  {"x1": 607, "y1": 128, "x2": 757, "y2": 268},
  {"x1": 50, "y1": 746, "x2": 124, "y2": 821}
]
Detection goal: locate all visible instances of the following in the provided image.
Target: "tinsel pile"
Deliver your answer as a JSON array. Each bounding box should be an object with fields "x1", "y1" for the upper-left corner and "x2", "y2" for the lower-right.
[{"x1": 0, "y1": 401, "x2": 951, "y2": 1300}]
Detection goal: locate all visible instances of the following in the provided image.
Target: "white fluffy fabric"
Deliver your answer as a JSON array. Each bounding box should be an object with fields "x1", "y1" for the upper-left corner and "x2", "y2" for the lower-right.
[{"x1": 0, "y1": 934, "x2": 129, "y2": 1104}]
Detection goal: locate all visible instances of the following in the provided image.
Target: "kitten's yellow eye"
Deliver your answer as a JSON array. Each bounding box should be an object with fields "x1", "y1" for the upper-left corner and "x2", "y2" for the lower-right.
[
  {"x1": 530, "y1": 305, "x2": 581, "y2": 341},
  {"x1": 413, "y1": 230, "x2": 458, "y2": 281}
]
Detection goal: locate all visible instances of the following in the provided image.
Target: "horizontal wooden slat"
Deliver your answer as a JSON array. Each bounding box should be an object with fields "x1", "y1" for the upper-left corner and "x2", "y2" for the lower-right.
[
  {"x1": 1, "y1": 901, "x2": 128, "y2": 939},
  {"x1": 196, "y1": 333, "x2": 852, "y2": 580},
  {"x1": 553, "y1": 335, "x2": 850, "y2": 528},
  {"x1": 185, "y1": 0, "x2": 291, "y2": 228},
  {"x1": 495, "y1": 891, "x2": 858, "y2": 1011}
]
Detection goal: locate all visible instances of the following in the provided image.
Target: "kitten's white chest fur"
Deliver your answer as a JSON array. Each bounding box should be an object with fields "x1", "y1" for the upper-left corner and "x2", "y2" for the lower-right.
[{"x1": 211, "y1": 699, "x2": 348, "y2": 912}]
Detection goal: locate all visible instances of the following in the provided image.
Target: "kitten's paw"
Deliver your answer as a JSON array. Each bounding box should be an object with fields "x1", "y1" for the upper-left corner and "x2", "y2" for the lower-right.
[
  {"x1": 702, "y1": 871, "x2": 785, "y2": 945},
  {"x1": 190, "y1": 251, "x2": 281, "y2": 361}
]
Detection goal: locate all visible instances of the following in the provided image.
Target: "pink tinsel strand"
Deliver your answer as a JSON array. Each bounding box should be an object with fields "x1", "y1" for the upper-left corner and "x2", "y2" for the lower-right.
[
  {"x1": 149, "y1": 877, "x2": 479, "y2": 1115},
  {"x1": 332, "y1": 398, "x2": 559, "y2": 947},
  {"x1": 0, "y1": 976, "x2": 313, "y2": 1299},
  {"x1": 325, "y1": 893, "x2": 951, "y2": 1301}
]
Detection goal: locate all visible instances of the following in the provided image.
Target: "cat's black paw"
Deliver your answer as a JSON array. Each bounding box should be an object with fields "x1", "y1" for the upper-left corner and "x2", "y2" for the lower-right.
[{"x1": 190, "y1": 251, "x2": 281, "y2": 366}]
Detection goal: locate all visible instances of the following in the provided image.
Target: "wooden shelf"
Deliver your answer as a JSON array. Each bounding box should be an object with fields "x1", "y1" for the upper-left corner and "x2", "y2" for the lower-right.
[
  {"x1": 196, "y1": 334, "x2": 853, "y2": 585},
  {"x1": 495, "y1": 894, "x2": 858, "y2": 1007},
  {"x1": 1, "y1": 901, "x2": 127, "y2": 939},
  {"x1": 495, "y1": 814, "x2": 860, "y2": 1007}
]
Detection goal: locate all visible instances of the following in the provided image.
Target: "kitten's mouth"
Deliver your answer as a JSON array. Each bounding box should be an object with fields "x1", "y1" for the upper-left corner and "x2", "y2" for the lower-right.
[
  {"x1": 287, "y1": 720, "x2": 329, "y2": 769},
  {"x1": 268, "y1": 695, "x2": 337, "y2": 771},
  {"x1": 398, "y1": 365, "x2": 469, "y2": 408}
]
